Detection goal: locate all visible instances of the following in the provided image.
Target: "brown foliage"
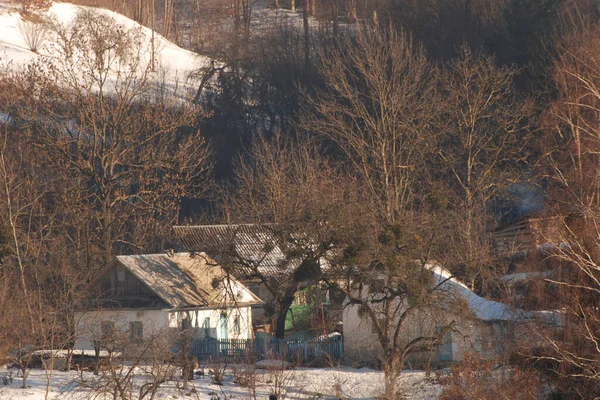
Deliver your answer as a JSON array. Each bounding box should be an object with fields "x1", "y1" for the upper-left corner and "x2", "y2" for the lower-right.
[
  {"x1": 439, "y1": 354, "x2": 545, "y2": 400},
  {"x1": 18, "y1": 0, "x2": 53, "y2": 12}
]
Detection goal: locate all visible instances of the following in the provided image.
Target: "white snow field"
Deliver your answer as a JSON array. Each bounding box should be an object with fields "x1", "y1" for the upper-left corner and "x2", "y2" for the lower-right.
[
  {"x1": 0, "y1": 0, "x2": 213, "y2": 101},
  {"x1": 0, "y1": 364, "x2": 442, "y2": 400}
]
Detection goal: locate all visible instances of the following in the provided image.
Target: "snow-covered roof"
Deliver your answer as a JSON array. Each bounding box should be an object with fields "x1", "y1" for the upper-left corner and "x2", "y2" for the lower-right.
[
  {"x1": 431, "y1": 265, "x2": 557, "y2": 323},
  {"x1": 110, "y1": 252, "x2": 261, "y2": 309},
  {"x1": 502, "y1": 270, "x2": 553, "y2": 284}
]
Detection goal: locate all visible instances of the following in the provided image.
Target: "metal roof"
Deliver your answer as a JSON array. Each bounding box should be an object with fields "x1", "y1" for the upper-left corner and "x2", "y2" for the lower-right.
[
  {"x1": 173, "y1": 225, "x2": 299, "y2": 282},
  {"x1": 115, "y1": 252, "x2": 261, "y2": 309}
]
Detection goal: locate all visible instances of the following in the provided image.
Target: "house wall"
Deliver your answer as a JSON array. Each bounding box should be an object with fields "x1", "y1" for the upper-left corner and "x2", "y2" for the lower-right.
[
  {"x1": 342, "y1": 303, "x2": 530, "y2": 367},
  {"x1": 168, "y1": 306, "x2": 253, "y2": 340},
  {"x1": 75, "y1": 306, "x2": 254, "y2": 351},
  {"x1": 240, "y1": 281, "x2": 273, "y2": 323},
  {"x1": 494, "y1": 215, "x2": 568, "y2": 256},
  {"x1": 74, "y1": 309, "x2": 168, "y2": 351}
]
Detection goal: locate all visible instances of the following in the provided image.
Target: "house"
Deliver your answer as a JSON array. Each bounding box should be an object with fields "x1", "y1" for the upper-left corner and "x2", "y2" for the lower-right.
[
  {"x1": 74, "y1": 252, "x2": 262, "y2": 351},
  {"x1": 173, "y1": 224, "x2": 340, "y2": 332},
  {"x1": 343, "y1": 264, "x2": 560, "y2": 367},
  {"x1": 494, "y1": 214, "x2": 571, "y2": 257}
]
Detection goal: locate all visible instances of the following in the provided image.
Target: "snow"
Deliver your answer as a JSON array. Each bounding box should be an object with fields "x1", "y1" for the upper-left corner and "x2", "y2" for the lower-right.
[
  {"x1": 31, "y1": 349, "x2": 117, "y2": 358},
  {"x1": 0, "y1": 1, "x2": 213, "y2": 101},
  {"x1": 432, "y1": 265, "x2": 534, "y2": 321},
  {"x1": 255, "y1": 359, "x2": 292, "y2": 369},
  {"x1": 502, "y1": 271, "x2": 553, "y2": 283},
  {"x1": 431, "y1": 264, "x2": 562, "y2": 324},
  {"x1": 0, "y1": 364, "x2": 442, "y2": 399}
]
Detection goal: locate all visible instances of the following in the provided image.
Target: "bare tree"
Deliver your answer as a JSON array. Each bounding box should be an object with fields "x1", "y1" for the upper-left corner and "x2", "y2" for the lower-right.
[
  {"x1": 302, "y1": 27, "x2": 439, "y2": 224},
  {"x1": 532, "y1": 20, "x2": 600, "y2": 397},
  {"x1": 298, "y1": 26, "x2": 472, "y2": 398},
  {"x1": 434, "y1": 46, "x2": 532, "y2": 289},
  {"x1": 204, "y1": 133, "x2": 351, "y2": 339},
  {"x1": 6, "y1": 9, "x2": 212, "y2": 269}
]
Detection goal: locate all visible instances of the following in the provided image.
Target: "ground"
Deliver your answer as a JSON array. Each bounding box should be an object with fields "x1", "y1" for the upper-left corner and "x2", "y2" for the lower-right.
[{"x1": 0, "y1": 364, "x2": 442, "y2": 399}]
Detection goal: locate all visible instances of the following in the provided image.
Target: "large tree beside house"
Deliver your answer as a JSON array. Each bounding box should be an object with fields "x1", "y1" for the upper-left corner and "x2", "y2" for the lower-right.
[{"x1": 174, "y1": 134, "x2": 351, "y2": 339}]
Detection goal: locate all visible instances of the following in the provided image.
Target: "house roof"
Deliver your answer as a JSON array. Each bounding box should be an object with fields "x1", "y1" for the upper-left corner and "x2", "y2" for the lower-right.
[
  {"x1": 92, "y1": 252, "x2": 261, "y2": 309},
  {"x1": 431, "y1": 264, "x2": 560, "y2": 324},
  {"x1": 173, "y1": 224, "x2": 299, "y2": 282}
]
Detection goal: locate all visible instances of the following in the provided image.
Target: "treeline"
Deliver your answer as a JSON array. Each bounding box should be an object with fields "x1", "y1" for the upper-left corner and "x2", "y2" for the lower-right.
[{"x1": 3, "y1": 0, "x2": 600, "y2": 397}]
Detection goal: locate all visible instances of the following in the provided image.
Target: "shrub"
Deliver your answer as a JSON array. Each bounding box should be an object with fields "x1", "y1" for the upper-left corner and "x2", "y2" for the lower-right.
[
  {"x1": 17, "y1": 18, "x2": 48, "y2": 53},
  {"x1": 438, "y1": 354, "x2": 545, "y2": 400}
]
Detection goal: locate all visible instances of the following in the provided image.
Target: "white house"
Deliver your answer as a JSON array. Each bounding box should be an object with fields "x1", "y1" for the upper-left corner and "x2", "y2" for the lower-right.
[
  {"x1": 343, "y1": 264, "x2": 560, "y2": 367},
  {"x1": 74, "y1": 252, "x2": 262, "y2": 351}
]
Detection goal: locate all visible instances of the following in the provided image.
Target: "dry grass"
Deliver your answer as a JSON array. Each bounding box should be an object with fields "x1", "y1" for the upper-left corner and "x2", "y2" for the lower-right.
[{"x1": 17, "y1": 17, "x2": 48, "y2": 53}]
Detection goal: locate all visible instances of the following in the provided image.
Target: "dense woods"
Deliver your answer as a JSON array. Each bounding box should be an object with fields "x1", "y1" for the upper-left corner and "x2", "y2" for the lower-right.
[{"x1": 4, "y1": 0, "x2": 600, "y2": 398}]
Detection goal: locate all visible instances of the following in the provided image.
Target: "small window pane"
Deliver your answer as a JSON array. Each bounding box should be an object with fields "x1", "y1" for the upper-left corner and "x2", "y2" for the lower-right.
[
  {"x1": 234, "y1": 315, "x2": 240, "y2": 335},
  {"x1": 101, "y1": 321, "x2": 114, "y2": 340},
  {"x1": 130, "y1": 321, "x2": 143, "y2": 343},
  {"x1": 203, "y1": 317, "x2": 210, "y2": 338}
]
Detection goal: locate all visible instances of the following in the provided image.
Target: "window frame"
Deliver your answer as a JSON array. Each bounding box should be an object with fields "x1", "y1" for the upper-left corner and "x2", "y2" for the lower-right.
[
  {"x1": 101, "y1": 321, "x2": 115, "y2": 340},
  {"x1": 129, "y1": 321, "x2": 143, "y2": 344}
]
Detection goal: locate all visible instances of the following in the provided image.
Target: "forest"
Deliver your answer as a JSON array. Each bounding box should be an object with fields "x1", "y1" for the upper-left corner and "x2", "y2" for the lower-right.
[{"x1": 3, "y1": 0, "x2": 600, "y2": 398}]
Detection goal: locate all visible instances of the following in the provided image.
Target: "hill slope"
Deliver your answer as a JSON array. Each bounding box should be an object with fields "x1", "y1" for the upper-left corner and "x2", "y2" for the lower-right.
[{"x1": 0, "y1": 1, "x2": 213, "y2": 100}]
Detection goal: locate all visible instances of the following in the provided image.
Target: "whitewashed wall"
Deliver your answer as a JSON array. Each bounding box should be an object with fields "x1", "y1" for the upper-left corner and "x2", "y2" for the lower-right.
[
  {"x1": 74, "y1": 309, "x2": 168, "y2": 350},
  {"x1": 342, "y1": 301, "x2": 537, "y2": 367},
  {"x1": 342, "y1": 303, "x2": 488, "y2": 366},
  {"x1": 167, "y1": 306, "x2": 253, "y2": 340},
  {"x1": 75, "y1": 305, "x2": 254, "y2": 351}
]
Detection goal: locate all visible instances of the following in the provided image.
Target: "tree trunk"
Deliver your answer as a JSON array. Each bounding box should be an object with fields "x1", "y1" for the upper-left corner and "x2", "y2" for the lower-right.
[
  {"x1": 349, "y1": 0, "x2": 357, "y2": 24},
  {"x1": 382, "y1": 355, "x2": 402, "y2": 400},
  {"x1": 21, "y1": 366, "x2": 27, "y2": 389},
  {"x1": 243, "y1": 0, "x2": 251, "y2": 42},
  {"x1": 332, "y1": 0, "x2": 338, "y2": 37},
  {"x1": 303, "y1": 0, "x2": 309, "y2": 71},
  {"x1": 274, "y1": 297, "x2": 295, "y2": 339}
]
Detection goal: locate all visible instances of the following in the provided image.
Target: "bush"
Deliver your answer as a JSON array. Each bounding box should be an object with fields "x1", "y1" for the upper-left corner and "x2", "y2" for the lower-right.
[{"x1": 438, "y1": 354, "x2": 545, "y2": 400}]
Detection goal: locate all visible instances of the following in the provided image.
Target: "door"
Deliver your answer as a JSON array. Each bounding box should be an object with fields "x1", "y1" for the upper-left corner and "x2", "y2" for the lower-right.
[
  {"x1": 219, "y1": 313, "x2": 228, "y2": 340},
  {"x1": 437, "y1": 331, "x2": 453, "y2": 362}
]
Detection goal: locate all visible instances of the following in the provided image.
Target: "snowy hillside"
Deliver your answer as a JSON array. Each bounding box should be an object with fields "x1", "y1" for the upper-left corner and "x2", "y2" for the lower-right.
[{"x1": 0, "y1": 1, "x2": 213, "y2": 101}]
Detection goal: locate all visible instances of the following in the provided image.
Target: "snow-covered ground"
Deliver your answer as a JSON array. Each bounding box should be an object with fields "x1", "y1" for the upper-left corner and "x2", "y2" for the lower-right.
[
  {"x1": 0, "y1": 364, "x2": 442, "y2": 399},
  {"x1": 0, "y1": 1, "x2": 213, "y2": 101}
]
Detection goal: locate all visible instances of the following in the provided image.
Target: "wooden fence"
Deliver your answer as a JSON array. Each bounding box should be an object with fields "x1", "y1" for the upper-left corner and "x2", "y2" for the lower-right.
[{"x1": 190, "y1": 335, "x2": 343, "y2": 363}]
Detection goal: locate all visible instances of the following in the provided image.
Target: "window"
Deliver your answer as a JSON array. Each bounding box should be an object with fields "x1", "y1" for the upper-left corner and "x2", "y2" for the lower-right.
[
  {"x1": 494, "y1": 323, "x2": 506, "y2": 355},
  {"x1": 248, "y1": 285, "x2": 260, "y2": 297},
  {"x1": 101, "y1": 321, "x2": 115, "y2": 340},
  {"x1": 233, "y1": 315, "x2": 241, "y2": 335},
  {"x1": 130, "y1": 321, "x2": 143, "y2": 343},
  {"x1": 203, "y1": 317, "x2": 210, "y2": 338},
  {"x1": 182, "y1": 317, "x2": 191, "y2": 331}
]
